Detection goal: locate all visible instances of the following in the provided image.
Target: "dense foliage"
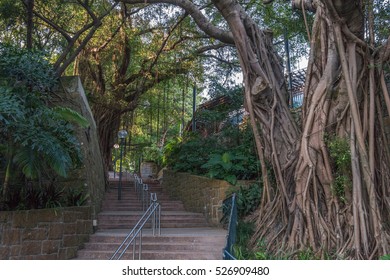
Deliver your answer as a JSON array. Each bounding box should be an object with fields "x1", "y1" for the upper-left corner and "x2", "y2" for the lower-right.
[
  {"x1": 0, "y1": 44, "x2": 87, "y2": 208},
  {"x1": 164, "y1": 88, "x2": 260, "y2": 184},
  {"x1": 0, "y1": 181, "x2": 89, "y2": 211}
]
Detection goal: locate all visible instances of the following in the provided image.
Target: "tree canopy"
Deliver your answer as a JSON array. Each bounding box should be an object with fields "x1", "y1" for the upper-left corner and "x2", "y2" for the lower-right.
[{"x1": 0, "y1": 0, "x2": 389, "y2": 259}]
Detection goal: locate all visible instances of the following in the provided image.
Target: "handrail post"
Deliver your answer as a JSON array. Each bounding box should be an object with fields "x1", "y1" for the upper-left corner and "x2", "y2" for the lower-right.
[
  {"x1": 158, "y1": 204, "x2": 161, "y2": 235},
  {"x1": 151, "y1": 194, "x2": 155, "y2": 235},
  {"x1": 132, "y1": 234, "x2": 136, "y2": 259},
  {"x1": 141, "y1": 184, "x2": 144, "y2": 210},
  {"x1": 133, "y1": 174, "x2": 137, "y2": 193},
  {"x1": 143, "y1": 184, "x2": 149, "y2": 211},
  {"x1": 223, "y1": 193, "x2": 237, "y2": 260},
  {"x1": 139, "y1": 228, "x2": 142, "y2": 260}
]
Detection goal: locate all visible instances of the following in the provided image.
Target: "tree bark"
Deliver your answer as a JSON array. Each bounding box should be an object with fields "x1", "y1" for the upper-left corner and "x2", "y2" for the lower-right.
[
  {"x1": 265, "y1": 0, "x2": 390, "y2": 259},
  {"x1": 25, "y1": 0, "x2": 34, "y2": 49}
]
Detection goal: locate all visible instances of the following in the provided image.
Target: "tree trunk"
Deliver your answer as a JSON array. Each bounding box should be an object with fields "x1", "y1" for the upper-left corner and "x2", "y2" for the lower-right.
[
  {"x1": 245, "y1": 0, "x2": 389, "y2": 259},
  {"x1": 94, "y1": 107, "x2": 121, "y2": 171},
  {"x1": 211, "y1": 0, "x2": 390, "y2": 259},
  {"x1": 25, "y1": 0, "x2": 34, "y2": 49},
  {"x1": 209, "y1": 0, "x2": 302, "y2": 259}
]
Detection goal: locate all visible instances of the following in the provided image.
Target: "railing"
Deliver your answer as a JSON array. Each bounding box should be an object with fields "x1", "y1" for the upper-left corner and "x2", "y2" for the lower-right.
[
  {"x1": 134, "y1": 174, "x2": 150, "y2": 211},
  {"x1": 110, "y1": 192, "x2": 161, "y2": 260},
  {"x1": 222, "y1": 193, "x2": 237, "y2": 260}
]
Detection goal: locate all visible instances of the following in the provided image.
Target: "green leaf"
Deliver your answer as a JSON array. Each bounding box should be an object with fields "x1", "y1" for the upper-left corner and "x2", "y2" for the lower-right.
[
  {"x1": 208, "y1": 169, "x2": 219, "y2": 178},
  {"x1": 13, "y1": 147, "x2": 41, "y2": 179},
  {"x1": 221, "y1": 152, "x2": 232, "y2": 163},
  {"x1": 53, "y1": 106, "x2": 90, "y2": 128},
  {"x1": 379, "y1": 255, "x2": 390, "y2": 260},
  {"x1": 221, "y1": 161, "x2": 232, "y2": 171},
  {"x1": 225, "y1": 174, "x2": 237, "y2": 185}
]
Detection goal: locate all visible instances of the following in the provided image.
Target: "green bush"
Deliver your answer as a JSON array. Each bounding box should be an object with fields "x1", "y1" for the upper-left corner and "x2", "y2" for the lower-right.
[
  {"x1": 64, "y1": 187, "x2": 89, "y2": 207},
  {"x1": 163, "y1": 87, "x2": 260, "y2": 183},
  {"x1": 0, "y1": 182, "x2": 88, "y2": 211},
  {"x1": 327, "y1": 136, "x2": 352, "y2": 202},
  {"x1": 232, "y1": 221, "x2": 255, "y2": 260},
  {"x1": 166, "y1": 133, "x2": 224, "y2": 175},
  {"x1": 236, "y1": 183, "x2": 262, "y2": 217},
  {"x1": 379, "y1": 254, "x2": 390, "y2": 260},
  {"x1": 201, "y1": 152, "x2": 246, "y2": 185},
  {"x1": 165, "y1": 124, "x2": 259, "y2": 183},
  {"x1": 328, "y1": 136, "x2": 351, "y2": 170},
  {"x1": 0, "y1": 43, "x2": 88, "y2": 203}
]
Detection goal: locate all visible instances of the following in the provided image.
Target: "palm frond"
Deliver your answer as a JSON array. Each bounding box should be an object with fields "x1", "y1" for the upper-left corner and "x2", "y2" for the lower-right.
[
  {"x1": 53, "y1": 106, "x2": 90, "y2": 128},
  {"x1": 13, "y1": 147, "x2": 41, "y2": 179}
]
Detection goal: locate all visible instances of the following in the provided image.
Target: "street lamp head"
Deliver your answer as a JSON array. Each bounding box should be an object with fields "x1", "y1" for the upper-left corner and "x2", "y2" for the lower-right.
[{"x1": 118, "y1": 130, "x2": 128, "y2": 139}]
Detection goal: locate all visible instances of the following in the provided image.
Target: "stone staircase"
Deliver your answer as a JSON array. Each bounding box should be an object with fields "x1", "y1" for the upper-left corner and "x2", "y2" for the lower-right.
[{"x1": 75, "y1": 174, "x2": 227, "y2": 260}]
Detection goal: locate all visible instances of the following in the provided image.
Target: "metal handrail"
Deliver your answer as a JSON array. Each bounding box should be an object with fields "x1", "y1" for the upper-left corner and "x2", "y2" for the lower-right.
[
  {"x1": 133, "y1": 174, "x2": 151, "y2": 211},
  {"x1": 223, "y1": 193, "x2": 237, "y2": 260},
  {"x1": 110, "y1": 193, "x2": 161, "y2": 260},
  {"x1": 150, "y1": 193, "x2": 161, "y2": 236},
  {"x1": 142, "y1": 183, "x2": 149, "y2": 211},
  {"x1": 134, "y1": 174, "x2": 142, "y2": 195}
]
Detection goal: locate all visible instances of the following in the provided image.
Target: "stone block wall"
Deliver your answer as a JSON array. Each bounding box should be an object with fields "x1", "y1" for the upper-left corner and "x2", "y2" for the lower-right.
[
  {"x1": 0, "y1": 206, "x2": 92, "y2": 259},
  {"x1": 58, "y1": 77, "x2": 107, "y2": 220},
  {"x1": 162, "y1": 170, "x2": 235, "y2": 226}
]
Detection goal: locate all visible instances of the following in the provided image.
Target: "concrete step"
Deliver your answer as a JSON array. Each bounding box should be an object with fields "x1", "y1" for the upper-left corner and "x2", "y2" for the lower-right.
[
  {"x1": 97, "y1": 214, "x2": 209, "y2": 229},
  {"x1": 97, "y1": 210, "x2": 199, "y2": 217},
  {"x1": 103, "y1": 195, "x2": 174, "y2": 201},
  {"x1": 101, "y1": 205, "x2": 185, "y2": 212},
  {"x1": 83, "y1": 241, "x2": 224, "y2": 252},
  {"x1": 104, "y1": 192, "x2": 168, "y2": 199},
  {"x1": 103, "y1": 201, "x2": 182, "y2": 207},
  {"x1": 76, "y1": 250, "x2": 222, "y2": 260},
  {"x1": 75, "y1": 228, "x2": 226, "y2": 260},
  {"x1": 97, "y1": 223, "x2": 210, "y2": 230},
  {"x1": 88, "y1": 228, "x2": 226, "y2": 241},
  {"x1": 97, "y1": 212, "x2": 207, "y2": 223}
]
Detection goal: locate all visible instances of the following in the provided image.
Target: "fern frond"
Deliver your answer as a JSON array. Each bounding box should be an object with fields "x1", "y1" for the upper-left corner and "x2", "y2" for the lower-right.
[{"x1": 53, "y1": 106, "x2": 90, "y2": 128}]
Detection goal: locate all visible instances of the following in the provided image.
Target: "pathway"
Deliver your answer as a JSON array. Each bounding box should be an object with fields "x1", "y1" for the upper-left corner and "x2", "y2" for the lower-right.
[{"x1": 75, "y1": 173, "x2": 227, "y2": 260}]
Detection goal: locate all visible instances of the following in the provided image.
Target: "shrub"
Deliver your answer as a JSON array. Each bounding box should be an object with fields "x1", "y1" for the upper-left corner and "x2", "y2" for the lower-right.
[{"x1": 0, "y1": 43, "x2": 88, "y2": 204}]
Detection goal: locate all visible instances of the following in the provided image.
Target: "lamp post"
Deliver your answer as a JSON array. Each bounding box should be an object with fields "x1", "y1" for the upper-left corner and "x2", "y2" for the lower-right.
[
  {"x1": 192, "y1": 85, "x2": 196, "y2": 132},
  {"x1": 117, "y1": 130, "x2": 128, "y2": 200},
  {"x1": 113, "y1": 143, "x2": 119, "y2": 178}
]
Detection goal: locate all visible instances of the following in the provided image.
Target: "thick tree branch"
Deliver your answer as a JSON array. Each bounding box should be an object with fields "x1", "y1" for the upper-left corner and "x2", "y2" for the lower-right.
[
  {"x1": 121, "y1": 0, "x2": 234, "y2": 44},
  {"x1": 34, "y1": 1, "x2": 120, "y2": 76},
  {"x1": 33, "y1": 12, "x2": 73, "y2": 42}
]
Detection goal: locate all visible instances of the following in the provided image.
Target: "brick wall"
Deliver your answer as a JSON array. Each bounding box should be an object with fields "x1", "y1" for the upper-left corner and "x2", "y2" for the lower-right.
[
  {"x1": 162, "y1": 170, "x2": 235, "y2": 226},
  {"x1": 0, "y1": 206, "x2": 92, "y2": 260}
]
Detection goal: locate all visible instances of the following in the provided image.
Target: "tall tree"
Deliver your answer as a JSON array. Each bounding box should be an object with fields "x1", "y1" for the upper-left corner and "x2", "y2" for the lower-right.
[
  {"x1": 121, "y1": 0, "x2": 390, "y2": 259},
  {"x1": 78, "y1": 3, "x2": 223, "y2": 170},
  {"x1": 0, "y1": 0, "x2": 120, "y2": 75},
  {"x1": 285, "y1": 0, "x2": 390, "y2": 259}
]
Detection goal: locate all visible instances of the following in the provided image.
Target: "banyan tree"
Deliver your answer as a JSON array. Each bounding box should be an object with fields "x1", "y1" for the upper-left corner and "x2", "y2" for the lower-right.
[{"x1": 121, "y1": 0, "x2": 390, "y2": 259}]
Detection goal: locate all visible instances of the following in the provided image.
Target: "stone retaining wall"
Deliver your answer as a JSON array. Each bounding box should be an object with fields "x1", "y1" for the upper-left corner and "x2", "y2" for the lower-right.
[
  {"x1": 162, "y1": 170, "x2": 234, "y2": 226},
  {"x1": 59, "y1": 77, "x2": 107, "y2": 220},
  {"x1": 0, "y1": 206, "x2": 92, "y2": 260}
]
